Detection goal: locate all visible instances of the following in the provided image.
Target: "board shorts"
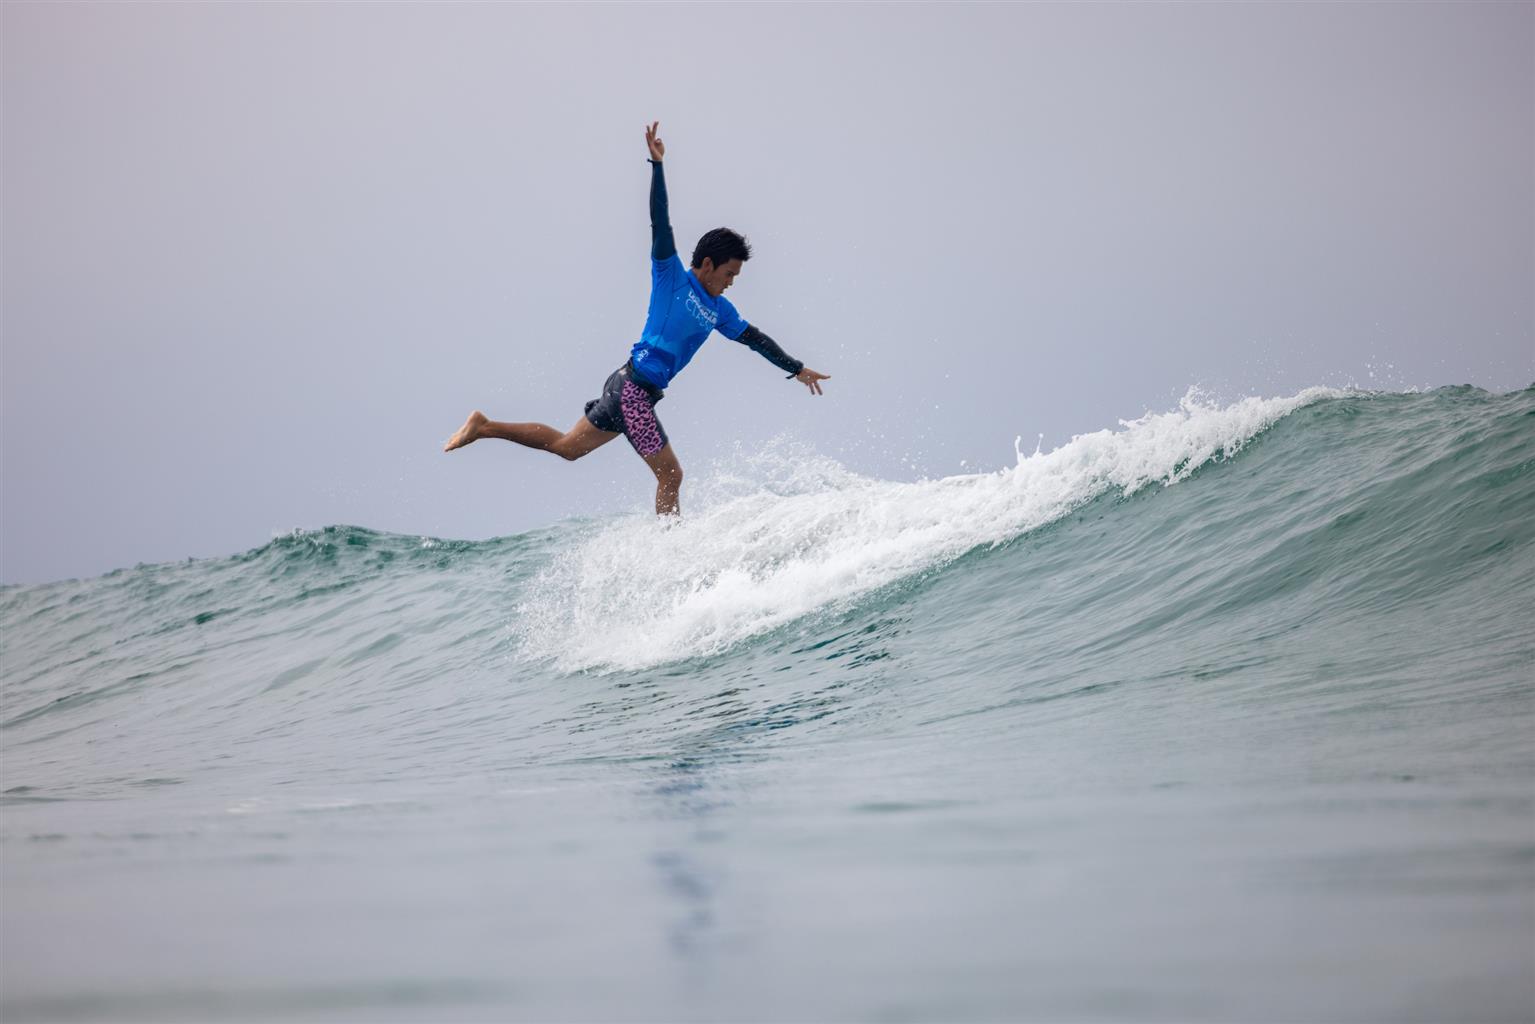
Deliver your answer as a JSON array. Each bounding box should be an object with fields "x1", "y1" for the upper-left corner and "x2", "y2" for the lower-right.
[{"x1": 584, "y1": 363, "x2": 668, "y2": 457}]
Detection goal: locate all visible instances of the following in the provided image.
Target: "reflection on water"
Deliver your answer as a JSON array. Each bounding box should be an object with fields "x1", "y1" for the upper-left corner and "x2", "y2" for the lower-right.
[
  {"x1": 651, "y1": 756, "x2": 728, "y2": 962},
  {"x1": 640, "y1": 643, "x2": 891, "y2": 973}
]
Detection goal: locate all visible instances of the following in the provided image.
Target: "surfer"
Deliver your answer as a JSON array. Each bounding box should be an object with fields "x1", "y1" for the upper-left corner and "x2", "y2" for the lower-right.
[{"x1": 444, "y1": 121, "x2": 829, "y2": 516}]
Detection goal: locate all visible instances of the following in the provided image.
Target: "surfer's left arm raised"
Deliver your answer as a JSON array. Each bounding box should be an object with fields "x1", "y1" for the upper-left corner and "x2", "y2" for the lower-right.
[{"x1": 645, "y1": 121, "x2": 676, "y2": 263}]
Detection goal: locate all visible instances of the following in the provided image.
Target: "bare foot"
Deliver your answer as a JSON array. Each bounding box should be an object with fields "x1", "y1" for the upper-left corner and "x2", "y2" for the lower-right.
[{"x1": 444, "y1": 410, "x2": 487, "y2": 452}]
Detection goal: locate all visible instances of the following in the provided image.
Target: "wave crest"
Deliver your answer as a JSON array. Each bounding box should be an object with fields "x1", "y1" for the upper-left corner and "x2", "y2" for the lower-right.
[{"x1": 514, "y1": 387, "x2": 1343, "y2": 672}]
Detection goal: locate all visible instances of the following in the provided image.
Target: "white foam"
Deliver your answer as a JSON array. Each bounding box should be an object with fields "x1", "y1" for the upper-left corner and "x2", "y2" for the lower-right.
[{"x1": 514, "y1": 387, "x2": 1342, "y2": 672}]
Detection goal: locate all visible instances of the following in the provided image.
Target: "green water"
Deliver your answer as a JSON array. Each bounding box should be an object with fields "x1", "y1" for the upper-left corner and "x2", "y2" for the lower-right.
[{"x1": 3, "y1": 387, "x2": 1532, "y2": 1021}]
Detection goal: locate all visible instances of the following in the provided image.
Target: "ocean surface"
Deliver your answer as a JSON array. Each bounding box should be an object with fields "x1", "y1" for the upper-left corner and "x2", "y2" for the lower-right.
[{"x1": 3, "y1": 386, "x2": 1533, "y2": 1023}]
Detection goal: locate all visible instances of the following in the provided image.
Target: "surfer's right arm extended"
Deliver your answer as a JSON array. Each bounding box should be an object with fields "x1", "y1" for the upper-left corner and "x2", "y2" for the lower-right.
[{"x1": 645, "y1": 122, "x2": 676, "y2": 262}]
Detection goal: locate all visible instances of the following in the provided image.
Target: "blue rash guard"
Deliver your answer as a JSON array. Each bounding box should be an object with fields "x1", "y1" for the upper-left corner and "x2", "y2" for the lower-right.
[
  {"x1": 628, "y1": 255, "x2": 749, "y2": 389},
  {"x1": 628, "y1": 160, "x2": 803, "y2": 390}
]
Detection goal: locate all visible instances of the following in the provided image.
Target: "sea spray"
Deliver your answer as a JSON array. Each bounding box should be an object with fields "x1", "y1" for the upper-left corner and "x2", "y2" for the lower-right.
[{"x1": 514, "y1": 387, "x2": 1345, "y2": 671}]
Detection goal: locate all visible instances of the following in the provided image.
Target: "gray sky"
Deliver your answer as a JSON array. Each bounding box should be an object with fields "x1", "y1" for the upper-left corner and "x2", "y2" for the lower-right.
[{"x1": 4, "y1": 1, "x2": 1531, "y2": 585}]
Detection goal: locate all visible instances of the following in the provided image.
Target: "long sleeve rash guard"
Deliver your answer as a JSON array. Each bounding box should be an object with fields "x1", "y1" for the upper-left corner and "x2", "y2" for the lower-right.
[{"x1": 628, "y1": 160, "x2": 804, "y2": 389}]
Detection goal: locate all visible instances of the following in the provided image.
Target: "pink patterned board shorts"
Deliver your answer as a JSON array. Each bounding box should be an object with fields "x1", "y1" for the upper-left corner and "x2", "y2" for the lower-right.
[{"x1": 584, "y1": 363, "x2": 668, "y2": 457}]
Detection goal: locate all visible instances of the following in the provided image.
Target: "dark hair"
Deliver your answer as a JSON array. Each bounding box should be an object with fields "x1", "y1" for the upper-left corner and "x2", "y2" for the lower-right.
[{"x1": 691, "y1": 227, "x2": 752, "y2": 270}]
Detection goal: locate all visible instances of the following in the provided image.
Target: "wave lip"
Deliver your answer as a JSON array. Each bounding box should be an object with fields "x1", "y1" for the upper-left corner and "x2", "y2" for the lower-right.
[{"x1": 515, "y1": 387, "x2": 1343, "y2": 673}]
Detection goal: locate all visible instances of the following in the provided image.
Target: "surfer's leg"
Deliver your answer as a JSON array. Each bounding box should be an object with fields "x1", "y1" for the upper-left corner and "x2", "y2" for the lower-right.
[
  {"x1": 642, "y1": 444, "x2": 684, "y2": 516},
  {"x1": 444, "y1": 411, "x2": 617, "y2": 460},
  {"x1": 546, "y1": 417, "x2": 621, "y2": 461},
  {"x1": 613, "y1": 378, "x2": 677, "y2": 513}
]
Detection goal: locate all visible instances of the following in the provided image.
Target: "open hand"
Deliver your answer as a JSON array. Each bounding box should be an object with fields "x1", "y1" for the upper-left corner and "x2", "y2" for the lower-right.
[
  {"x1": 645, "y1": 121, "x2": 665, "y2": 162},
  {"x1": 796, "y1": 368, "x2": 830, "y2": 395}
]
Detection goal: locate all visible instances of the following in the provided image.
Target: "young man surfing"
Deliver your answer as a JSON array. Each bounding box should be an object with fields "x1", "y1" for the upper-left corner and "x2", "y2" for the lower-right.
[{"x1": 444, "y1": 122, "x2": 830, "y2": 515}]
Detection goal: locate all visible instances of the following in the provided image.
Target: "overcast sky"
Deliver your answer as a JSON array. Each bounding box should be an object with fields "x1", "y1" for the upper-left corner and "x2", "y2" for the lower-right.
[{"x1": 4, "y1": 1, "x2": 1531, "y2": 584}]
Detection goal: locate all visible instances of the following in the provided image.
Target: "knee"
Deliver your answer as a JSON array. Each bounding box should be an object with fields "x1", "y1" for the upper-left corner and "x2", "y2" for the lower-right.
[
  {"x1": 550, "y1": 438, "x2": 584, "y2": 461},
  {"x1": 657, "y1": 461, "x2": 683, "y2": 486}
]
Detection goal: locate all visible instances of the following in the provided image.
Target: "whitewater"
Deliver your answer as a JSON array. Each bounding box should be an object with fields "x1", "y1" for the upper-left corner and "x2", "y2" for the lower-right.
[{"x1": 3, "y1": 385, "x2": 1532, "y2": 1022}]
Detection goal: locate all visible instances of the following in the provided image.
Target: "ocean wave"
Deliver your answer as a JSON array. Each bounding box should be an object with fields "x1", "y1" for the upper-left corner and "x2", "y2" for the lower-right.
[{"x1": 513, "y1": 387, "x2": 1347, "y2": 672}]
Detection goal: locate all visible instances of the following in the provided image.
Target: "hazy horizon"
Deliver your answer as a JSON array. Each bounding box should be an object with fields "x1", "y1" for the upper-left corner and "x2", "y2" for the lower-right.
[{"x1": 4, "y1": 1, "x2": 1531, "y2": 585}]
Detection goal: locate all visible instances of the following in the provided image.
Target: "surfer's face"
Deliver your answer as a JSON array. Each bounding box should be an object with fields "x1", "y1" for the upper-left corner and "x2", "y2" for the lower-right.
[{"x1": 695, "y1": 257, "x2": 743, "y2": 298}]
